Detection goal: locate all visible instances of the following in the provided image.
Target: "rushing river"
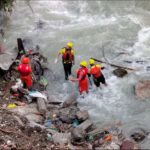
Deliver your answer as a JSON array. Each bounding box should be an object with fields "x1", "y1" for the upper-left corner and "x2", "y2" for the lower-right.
[{"x1": 1, "y1": 0, "x2": 150, "y2": 148}]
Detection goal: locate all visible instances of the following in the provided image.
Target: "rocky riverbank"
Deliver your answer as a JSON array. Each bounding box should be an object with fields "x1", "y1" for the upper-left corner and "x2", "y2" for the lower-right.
[{"x1": 0, "y1": 41, "x2": 148, "y2": 149}]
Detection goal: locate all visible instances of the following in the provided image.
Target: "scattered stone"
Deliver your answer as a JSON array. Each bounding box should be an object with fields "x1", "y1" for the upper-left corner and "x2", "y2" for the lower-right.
[
  {"x1": 135, "y1": 80, "x2": 150, "y2": 100},
  {"x1": 113, "y1": 68, "x2": 128, "y2": 77},
  {"x1": 62, "y1": 94, "x2": 77, "y2": 108},
  {"x1": 52, "y1": 132, "x2": 71, "y2": 144},
  {"x1": 26, "y1": 113, "x2": 43, "y2": 123},
  {"x1": 13, "y1": 115, "x2": 25, "y2": 127},
  {"x1": 77, "y1": 119, "x2": 93, "y2": 131},
  {"x1": 130, "y1": 128, "x2": 147, "y2": 142},
  {"x1": 0, "y1": 91, "x2": 3, "y2": 96},
  {"x1": 37, "y1": 98, "x2": 47, "y2": 115},
  {"x1": 120, "y1": 139, "x2": 140, "y2": 150},
  {"x1": 76, "y1": 110, "x2": 89, "y2": 121},
  {"x1": 71, "y1": 128, "x2": 86, "y2": 142}
]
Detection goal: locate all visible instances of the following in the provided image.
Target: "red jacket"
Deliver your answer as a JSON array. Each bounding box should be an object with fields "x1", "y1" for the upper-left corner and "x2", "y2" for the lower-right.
[
  {"x1": 89, "y1": 64, "x2": 102, "y2": 78},
  {"x1": 18, "y1": 64, "x2": 32, "y2": 76},
  {"x1": 77, "y1": 67, "x2": 88, "y2": 94}
]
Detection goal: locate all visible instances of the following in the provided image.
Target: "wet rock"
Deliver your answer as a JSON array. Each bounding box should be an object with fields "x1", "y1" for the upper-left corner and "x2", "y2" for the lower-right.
[
  {"x1": 71, "y1": 128, "x2": 86, "y2": 142},
  {"x1": 37, "y1": 98, "x2": 47, "y2": 115},
  {"x1": 113, "y1": 68, "x2": 128, "y2": 77},
  {"x1": 136, "y1": 60, "x2": 146, "y2": 64},
  {"x1": 59, "y1": 115, "x2": 71, "y2": 124},
  {"x1": 52, "y1": 132, "x2": 71, "y2": 144},
  {"x1": 36, "y1": 20, "x2": 45, "y2": 29},
  {"x1": 62, "y1": 94, "x2": 77, "y2": 108},
  {"x1": 77, "y1": 119, "x2": 93, "y2": 131},
  {"x1": 120, "y1": 139, "x2": 140, "y2": 150},
  {"x1": 123, "y1": 60, "x2": 132, "y2": 64},
  {"x1": 130, "y1": 128, "x2": 147, "y2": 142},
  {"x1": 76, "y1": 110, "x2": 89, "y2": 121},
  {"x1": 135, "y1": 80, "x2": 150, "y2": 100}
]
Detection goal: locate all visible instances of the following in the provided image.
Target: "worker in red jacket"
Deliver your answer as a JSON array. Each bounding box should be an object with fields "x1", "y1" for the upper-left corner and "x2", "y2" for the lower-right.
[
  {"x1": 70, "y1": 61, "x2": 88, "y2": 95},
  {"x1": 17, "y1": 57, "x2": 32, "y2": 89}
]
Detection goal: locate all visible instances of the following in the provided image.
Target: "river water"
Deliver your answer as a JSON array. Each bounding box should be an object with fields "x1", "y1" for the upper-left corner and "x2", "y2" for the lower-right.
[{"x1": 1, "y1": 0, "x2": 150, "y2": 148}]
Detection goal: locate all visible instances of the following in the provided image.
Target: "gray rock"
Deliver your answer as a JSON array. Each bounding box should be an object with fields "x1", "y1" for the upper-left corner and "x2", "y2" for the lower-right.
[
  {"x1": 62, "y1": 94, "x2": 77, "y2": 108},
  {"x1": 52, "y1": 132, "x2": 71, "y2": 144},
  {"x1": 113, "y1": 68, "x2": 128, "y2": 77},
  {"x1": 87, "y1": 128, "x2": 102, "y2": 137},
  {"x1": 37, "y1": 98, "x2": 47, "y2": 115},
  {"x1": 71, "y1": 127, "x2": 86, "y2": 142},
  {"x1": 76, "y1": 110, "x2": 89, "y2": 121},
  {"x1": 77, "y1": 119, "x2": 93, "y2": 131}
]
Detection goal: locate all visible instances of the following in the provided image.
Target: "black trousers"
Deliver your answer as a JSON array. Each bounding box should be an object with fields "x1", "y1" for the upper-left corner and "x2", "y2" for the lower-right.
[
  {"x1": 63, "y1": 63, "x2": 72, "y2": 80},
  {"x1": 93, "y1": 74, "x2": 106, "y2": 87}
]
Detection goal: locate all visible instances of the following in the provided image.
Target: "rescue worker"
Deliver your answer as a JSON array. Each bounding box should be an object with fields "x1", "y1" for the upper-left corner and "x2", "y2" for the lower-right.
[
  {"x1": 17, "y1": 57, "x2": 33, "y2": 90},
  {"x1": 70, "y1": 61, "x2": 88, "y2": 95},
  {"x1": 55, "y1": 42, "x2": 75, "y2": 80},
  {"x1": 89, "y1": 58, "x2": 107, "y2": 87}
]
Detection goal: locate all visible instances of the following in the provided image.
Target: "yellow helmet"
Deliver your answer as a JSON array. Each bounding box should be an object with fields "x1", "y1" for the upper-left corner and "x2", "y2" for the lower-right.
[
  {"x1": 80, "y1": 61, "x2": 87, "y2": 67},
  {"x1": 67, "y1": 42, "x2": 73, "y2": 48},
  {"x1": 89, "y1": 59, "x2": 95, "y2": 65}
]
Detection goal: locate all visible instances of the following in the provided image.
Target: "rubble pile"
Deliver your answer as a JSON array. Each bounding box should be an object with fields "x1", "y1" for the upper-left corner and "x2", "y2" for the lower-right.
[{"x1": 0, "y1": 39, "x2": 145, "y2": 149}]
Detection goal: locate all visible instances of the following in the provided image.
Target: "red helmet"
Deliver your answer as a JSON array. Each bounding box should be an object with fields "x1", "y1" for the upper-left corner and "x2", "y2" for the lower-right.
[{"x1": 22, "y1": 57, "x2": 30, "y2": 64}]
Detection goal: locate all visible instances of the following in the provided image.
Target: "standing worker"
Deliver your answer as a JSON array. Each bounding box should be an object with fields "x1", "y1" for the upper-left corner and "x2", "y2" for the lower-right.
[
  {"x1": 89, "y1": 58, "x2": 107, "y2": 88},
  {"x1": 70, "y1": 61, "x2": 88, "y2": 95},
  {"x1": 55, "y1": 42, "x2": 75, "y2": 80},
  {"x1": 17, "y1": 57, "x2": 33, "y2": 90}
]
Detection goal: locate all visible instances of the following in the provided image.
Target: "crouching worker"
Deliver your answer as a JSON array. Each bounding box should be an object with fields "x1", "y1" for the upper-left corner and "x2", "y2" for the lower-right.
[
  {"x1": 89, "y1": 59, "x2": 107, "y2": 88},
  {"x1": 17, "y1": 57, "x2": 33, "y2": 90},
  {"x1": 70, "y1": 61, "x2": 88, "y2": 95}
]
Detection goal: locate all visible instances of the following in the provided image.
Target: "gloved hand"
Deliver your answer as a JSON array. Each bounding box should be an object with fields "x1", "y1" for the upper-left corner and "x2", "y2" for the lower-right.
[{"x1": 54, "y1": 58, "x2": 58, "y2": 64}]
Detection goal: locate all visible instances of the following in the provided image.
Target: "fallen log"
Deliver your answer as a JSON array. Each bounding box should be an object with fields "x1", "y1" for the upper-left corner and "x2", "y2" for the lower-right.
[{"x1": 91, "y1": 57, "x2": 136, "y2": 71}]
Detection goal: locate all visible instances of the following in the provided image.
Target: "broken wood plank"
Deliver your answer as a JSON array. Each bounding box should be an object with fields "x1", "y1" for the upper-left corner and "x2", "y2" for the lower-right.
[{"x1": 91, "y1": 57, "x2": 136, "y2": 71}]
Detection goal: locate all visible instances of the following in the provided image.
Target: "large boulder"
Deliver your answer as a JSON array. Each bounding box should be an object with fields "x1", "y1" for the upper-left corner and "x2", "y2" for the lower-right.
[
  {"x1": 113, "y1": 68, "x2": 128, "y2": 77},
  {"x1": 135, "y1": 80, "x2": 150, "y2": 100}
]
